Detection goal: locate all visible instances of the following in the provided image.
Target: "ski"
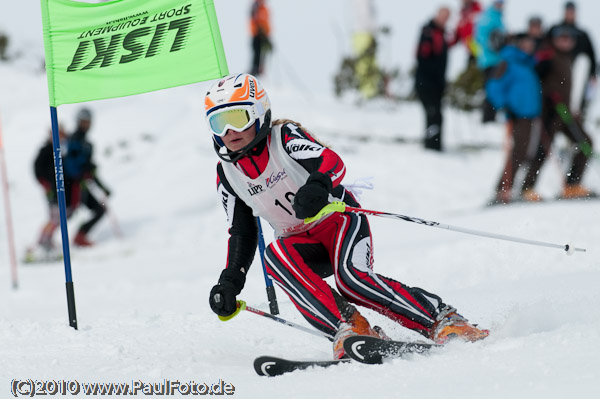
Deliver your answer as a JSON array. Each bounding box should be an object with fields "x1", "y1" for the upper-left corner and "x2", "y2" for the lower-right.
[
  {"x1": 342, "y1": 335, "x2": 440, "y2": 364},
  {"x1": 253, "y1": 355, "x2": 350, "y2": 377},
  {"x1": 486, "y1": 192, "x2": 600, "y2": 208}
]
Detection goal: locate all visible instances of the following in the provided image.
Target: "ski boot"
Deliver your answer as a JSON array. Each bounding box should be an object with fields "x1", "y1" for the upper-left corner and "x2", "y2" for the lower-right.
[
  {"x1": 521, "y1": 188, "x2": 542, "y2": 202},
  {"x1": 74, "y1": 231, "x2": 93, "y2": 247},
  {"x1": 333, "y1": 310, "x2": 384, "y2": 360},
  {"x1": 431, "y1": 306, "x2": 489, "y2": 344},
  {"x1": 561, "y1": 184, "x2": 595, "y2": 199}
]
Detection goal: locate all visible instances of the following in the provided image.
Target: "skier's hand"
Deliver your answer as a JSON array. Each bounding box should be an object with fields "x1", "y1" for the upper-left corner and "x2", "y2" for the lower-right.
[
  {"x1": 292, "y1": 172, "x2": 332, "y2": 219},
  {"x1": 209, "y1": 268, "x2": 246, "y2": 317},
  {"x1": 209, "y1": 283, "x2": 238, "y2": 317}
]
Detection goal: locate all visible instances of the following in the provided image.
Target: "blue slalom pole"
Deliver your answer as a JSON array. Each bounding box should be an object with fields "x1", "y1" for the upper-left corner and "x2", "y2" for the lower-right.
[
  {"x1": 256, "y1": 217, "x2": 279, "y2": 315},
  {"x1": 50, "y1": 106, "x2": 78, "y2": 330}
]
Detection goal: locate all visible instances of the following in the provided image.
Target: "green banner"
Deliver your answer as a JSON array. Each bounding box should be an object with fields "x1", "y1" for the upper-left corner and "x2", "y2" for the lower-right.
[{"x1": 40, "y1": 0, "x2": 228, "y2": 106}]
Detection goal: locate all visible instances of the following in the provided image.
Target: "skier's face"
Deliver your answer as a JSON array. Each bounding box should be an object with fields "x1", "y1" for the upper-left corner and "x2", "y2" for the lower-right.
[{"x1": 222, "y1": 124, "x2": 257, "y2": 152}]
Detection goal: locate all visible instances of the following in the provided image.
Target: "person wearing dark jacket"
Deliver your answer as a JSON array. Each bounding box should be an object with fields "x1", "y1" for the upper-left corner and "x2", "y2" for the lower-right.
[
  {"x1": 29, "y1": 124, "x2": 71, "y2": 259},
  {"x1": 547, "y1": 2, "x2": 597, "y2": 117},
  {"x1": 64, "y1": 108, "x2": 111, "y2": 246},
  {"x1": 415, "y1": 7, "x2": 452, "y2": 151},
  {"x1": 521, "y1": 27, "x2": 595, "y2": 199},
  {"x1": 486, "y1": 34, "x2": 542, "y2": 203}
]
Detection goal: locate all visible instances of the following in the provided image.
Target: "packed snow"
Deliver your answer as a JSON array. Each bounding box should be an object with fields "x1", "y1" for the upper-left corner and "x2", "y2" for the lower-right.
[{"x1": 1, "y1": 1, "x2": 600, "y2": 398}]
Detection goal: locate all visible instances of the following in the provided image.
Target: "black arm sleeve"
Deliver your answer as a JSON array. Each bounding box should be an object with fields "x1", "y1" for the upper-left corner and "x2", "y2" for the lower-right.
[{"x1": 217, "y1": 164, "x2": 259, "y2": 278}]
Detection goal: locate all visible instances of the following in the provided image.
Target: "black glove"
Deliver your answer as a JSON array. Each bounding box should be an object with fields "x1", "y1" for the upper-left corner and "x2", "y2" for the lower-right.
[
  {"x1": 292, "y1": 172, "x2": 332, "y2": 219},
  {"x1": 209, "y1": 268, "x2": 246, "y2": 317}
]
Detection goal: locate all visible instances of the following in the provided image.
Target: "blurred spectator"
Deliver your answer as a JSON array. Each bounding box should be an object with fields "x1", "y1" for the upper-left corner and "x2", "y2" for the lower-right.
[
  {"x1": 474, "y1": 0, "x2": 507, "y2": 123},
  {"x1": 415, "y1": 7, "x2": 453, "y2": 151},
  {"x1": 0, "y1": 31, "x2": 8, "y2": 61},
  {"x1": 522, "y1": 27, "x2": 595, "y2": 199},
  {"x1": 351, "y1": 0, "x2": 380, "y2": 99},
  {"x1": 485, "y1": 34, "x2": 542, "y2": 203},
  {"x1": 527, "y1": 16, "x2": 545, "y2": 51},
  {"x1": 446, "y1": 0, "x2": 484, "y2": 113},
  {"x1": 454, "y1": 0, "x2": 483, "y2": 63},
  {"x1": 548, "y1": 1, "x2": 597, "y2": 118},
  {"x1": 249, "y1": 0, "x2": 272, "y2": 76}
]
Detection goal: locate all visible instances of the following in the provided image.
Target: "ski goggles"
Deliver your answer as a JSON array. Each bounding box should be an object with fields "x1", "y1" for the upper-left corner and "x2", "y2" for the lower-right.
[{"x1": 207, "y1": 104, "x2": 262, "y2": 137}]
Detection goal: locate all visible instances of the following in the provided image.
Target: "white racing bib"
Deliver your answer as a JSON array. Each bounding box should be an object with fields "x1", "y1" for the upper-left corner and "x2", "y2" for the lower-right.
[{"x1": 221, "y1": 124, "x2": 334, "y2": 237}]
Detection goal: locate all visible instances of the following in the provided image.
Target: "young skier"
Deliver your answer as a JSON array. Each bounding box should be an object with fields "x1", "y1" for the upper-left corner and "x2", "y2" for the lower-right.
[{"x1": 206, "y1": 74, "x2": 489, "y2": 359}]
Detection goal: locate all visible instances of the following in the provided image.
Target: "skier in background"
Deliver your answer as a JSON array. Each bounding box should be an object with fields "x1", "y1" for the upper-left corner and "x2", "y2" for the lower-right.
[
  {"x1": 25, "y1": 123, "x2": 70, "y2": 262},
  {"x1": 415, "y1": 6, "x2": 453, "y2": 151},
  {"x1": 205, "y1": 73, "x2": 488, "y2": 360},
  {"x1": 522, "y1": 27, "x2": 595, "y2": 200},
  {"x1": 249, "y1": 0, "x2": 272, "y2": 76},
  {"x1": 64, "y1": 108, "x2": 111, "y2": 247}
]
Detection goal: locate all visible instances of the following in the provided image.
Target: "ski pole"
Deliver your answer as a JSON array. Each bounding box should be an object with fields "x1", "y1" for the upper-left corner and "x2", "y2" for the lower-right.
[
  {"x1": 305, "y1": 202, "x2": 586, "y2": 255},
  {"x1": 101, "y1": 195, "x2": 123, "y2": 239},
  {"x1": 219, "y1": 300, "x2": 330, "y2": 340},
  {"x1": 257, "y1": 218, "x2": 279, "y2": 315}
]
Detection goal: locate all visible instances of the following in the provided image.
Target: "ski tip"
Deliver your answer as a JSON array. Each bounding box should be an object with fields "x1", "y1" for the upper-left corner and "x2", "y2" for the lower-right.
[
  {"x1": 254, "y1": 356, "x2": 282, "y2": 377},
  {"x1": 342, "y1": 335, "x2": 437, "y2": 364}
]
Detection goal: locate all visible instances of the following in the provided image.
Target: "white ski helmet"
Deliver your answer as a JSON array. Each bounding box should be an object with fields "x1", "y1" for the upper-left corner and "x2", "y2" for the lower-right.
[{"x1": 205, "y1": 73, "x2": 271, "y2": 162}]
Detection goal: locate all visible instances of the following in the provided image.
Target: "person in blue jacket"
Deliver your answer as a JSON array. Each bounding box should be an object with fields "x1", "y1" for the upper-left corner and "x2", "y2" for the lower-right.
[
  {"x1": 474, "y1": 0, "x2": 507, "y2": 123},
  {"x1": 485, "y1": 33, "x2": 542, "y2": 204}
]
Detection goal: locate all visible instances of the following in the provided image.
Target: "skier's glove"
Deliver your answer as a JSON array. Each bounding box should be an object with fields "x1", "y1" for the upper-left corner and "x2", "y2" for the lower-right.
[
  {"x1": 292, "y1": 172, "x2": 332, "y2": 219},
  {"x1": 209, "y1": 268, "x2": 246, "y2": 317}
]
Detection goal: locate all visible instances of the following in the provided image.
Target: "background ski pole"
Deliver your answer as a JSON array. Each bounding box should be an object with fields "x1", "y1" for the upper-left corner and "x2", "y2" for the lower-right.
[
  {"x1": 257, "y1": 217, "x2": 279, "y2": 315},
  {"x1": 554, "y1": 102, "x2": 595, "y2": 159},
  {"x1": 0, "y1": 112, "x2": 18, "y2": 289},
  {"x1": 306, "y1": 202, "x2": 586, "y2": 254},
  {"x1": 219, "y1": 300, "x2": 330, "y2": 340}
]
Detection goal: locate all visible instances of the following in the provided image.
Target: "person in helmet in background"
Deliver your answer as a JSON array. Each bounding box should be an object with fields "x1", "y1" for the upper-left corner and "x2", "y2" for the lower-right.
[
  {"x1": 63, "y1": 108, "x2": 111, "y2": 247},
  {"x1": 206, "y1": 73, "x2": 489, "y2": 360}
]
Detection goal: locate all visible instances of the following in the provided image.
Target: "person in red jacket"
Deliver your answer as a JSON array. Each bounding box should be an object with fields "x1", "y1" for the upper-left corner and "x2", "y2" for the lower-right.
[
  {"x1": 455, "y1": 0, "x2": 483, "y2": 61},
  {"x1": 206, "y1": 73, "x2": 489, "y2": 359}
]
